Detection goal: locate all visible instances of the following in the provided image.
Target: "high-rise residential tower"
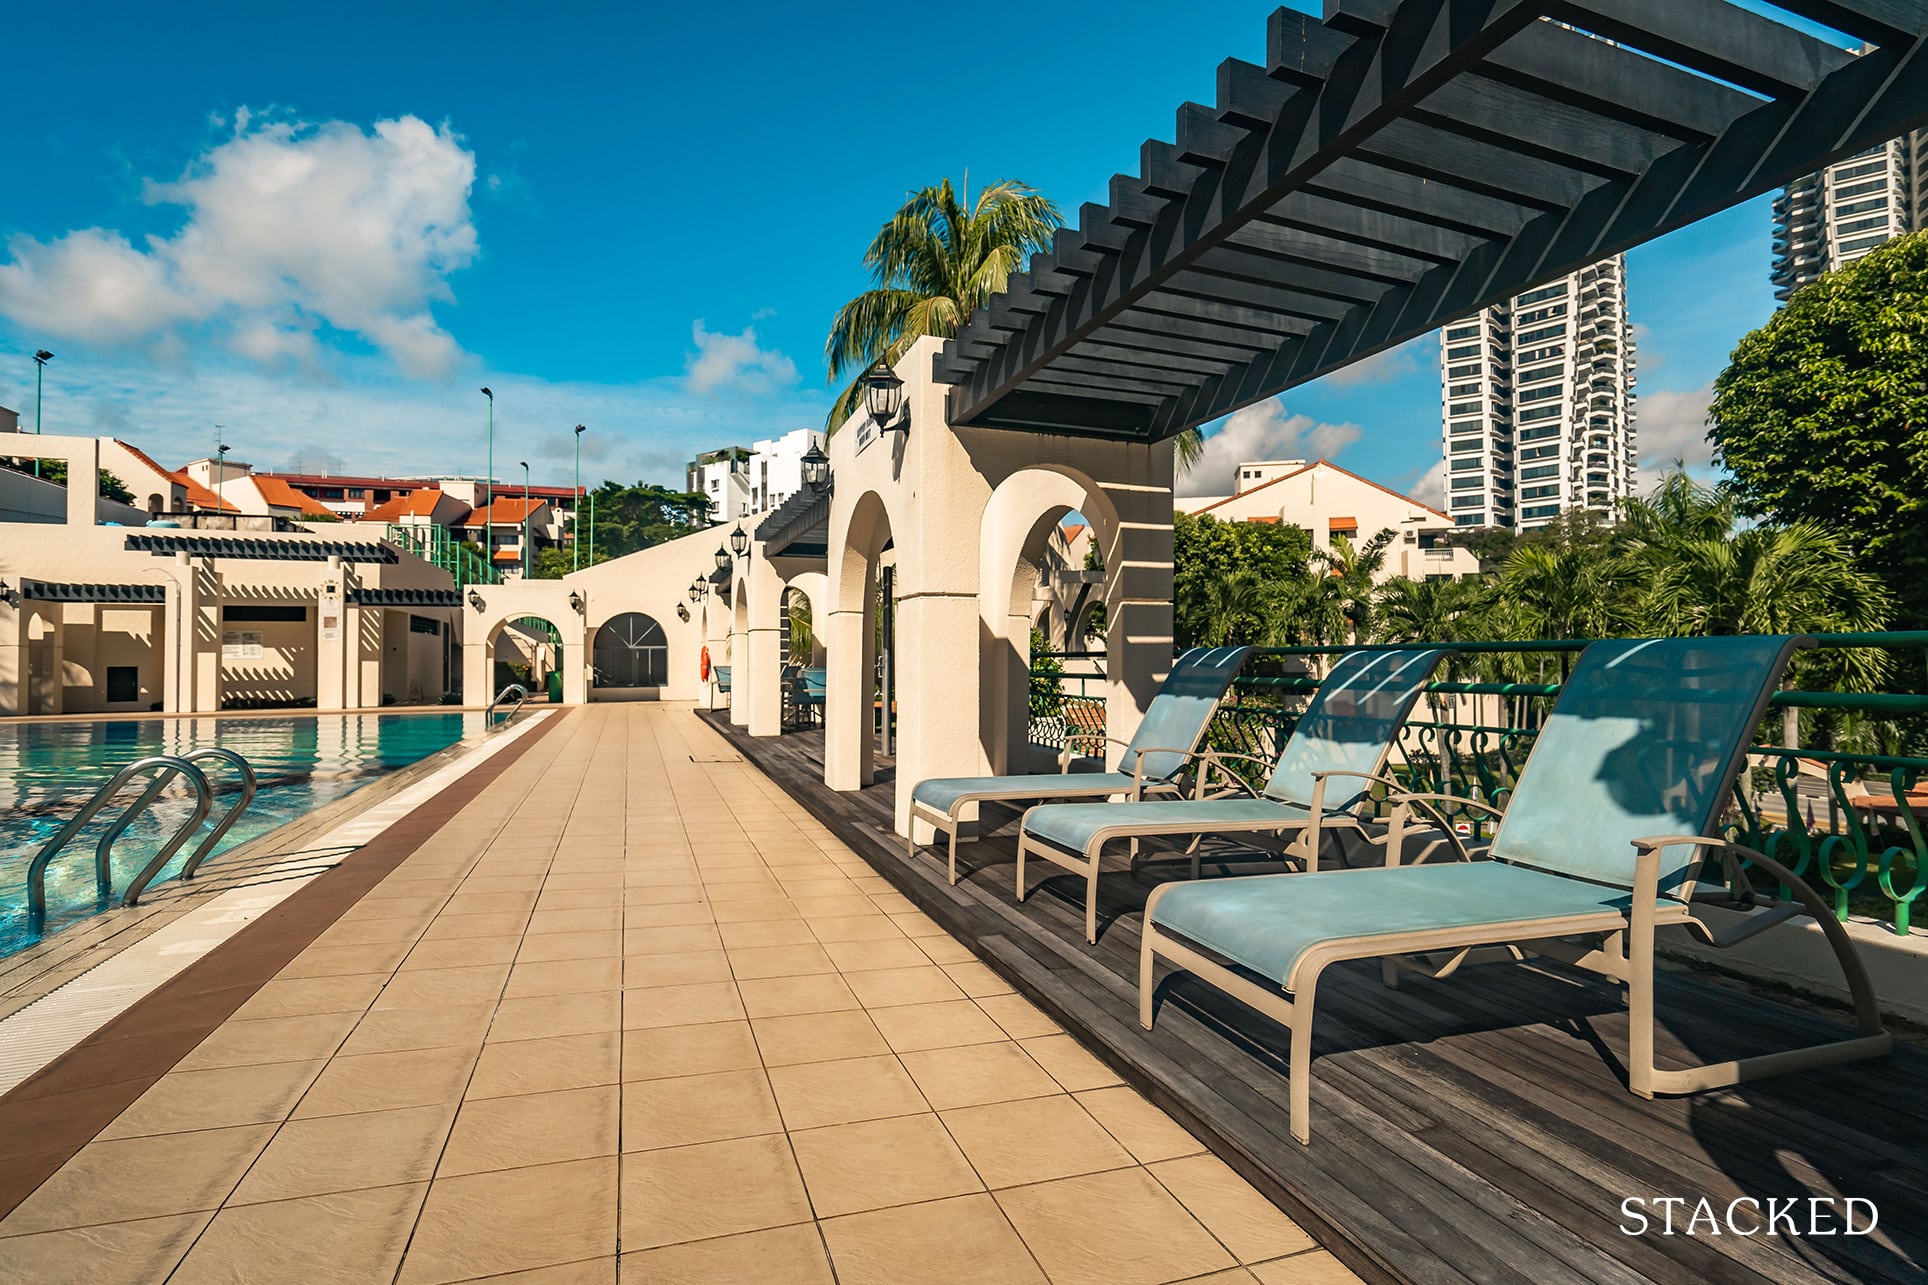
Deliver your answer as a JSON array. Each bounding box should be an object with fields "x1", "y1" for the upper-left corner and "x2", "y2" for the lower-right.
[
  {"x1": 1772, "y1": 129, "x2": 1927, "y2": 301},
  {"x1": 1438, "y1": 256, "x2": 1637, "y2": 532}
]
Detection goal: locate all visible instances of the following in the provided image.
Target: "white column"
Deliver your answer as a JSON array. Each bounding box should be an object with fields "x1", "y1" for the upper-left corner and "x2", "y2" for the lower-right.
[
  {"x1": 1102, "y1": 503, "x2": 1177, "y2": 765},
  {"x1": 822, "y1": 600, "x2": 874, "y2": 791},
  {"x1": 745, "y1": 549, "x2": 784, "y2": 737},
  {"x1": 892, "y1": 590, "x2": 986, "y2": 840},
  {"x1": 0, "y1": 598, "x2": 26, "y2": 718}
]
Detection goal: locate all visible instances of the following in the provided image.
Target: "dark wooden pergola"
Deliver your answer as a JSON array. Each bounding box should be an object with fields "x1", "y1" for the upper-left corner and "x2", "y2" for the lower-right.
[{"x1": 934, "y1": 0, "x2": 1928, "y2": 441}]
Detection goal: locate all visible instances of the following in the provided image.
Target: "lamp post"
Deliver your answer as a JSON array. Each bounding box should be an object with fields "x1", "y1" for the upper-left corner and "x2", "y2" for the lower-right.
[
  {"x1": 31, "y1": 350, "x2": 53, "y2": 477},
  {"x1": 519, "y1": 460, "x2": 531, "y2": 578},
  {"x1": 480, "y1": 387, "x2": 494, "y2": 576},
  {"x1": 573, "y1": 424, "x2": 586, "y2": 572},
  {"x1": 216, "y1": 443, "x2": 230, "y2": 518},
  {"x1": 588, "y1": 489, "x2": 595, "y2": 566}
]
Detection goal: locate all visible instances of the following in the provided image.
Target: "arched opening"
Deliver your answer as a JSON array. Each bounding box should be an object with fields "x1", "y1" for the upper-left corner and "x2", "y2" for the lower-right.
[
  {"x1": 593, "y1": 613, "x2": 668, "y2": 689},
  {"x1": 491, "y1": 615, "x2": 564, "y2": 700},
  {"x1": 827, "y1": 489, "x2": 895, "y2": 789},
  {"x1": 978, "y1": 467, "x2": 1121, "y2": 775}
]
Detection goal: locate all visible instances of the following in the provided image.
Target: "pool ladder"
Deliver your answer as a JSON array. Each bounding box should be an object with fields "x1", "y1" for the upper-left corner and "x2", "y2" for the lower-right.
[
  {"x1": 26, "y1": 747, "x2": 258, "y2": 928},
  {"x1": 486, "y1": 683, "x2": 530, "y2": 729}
]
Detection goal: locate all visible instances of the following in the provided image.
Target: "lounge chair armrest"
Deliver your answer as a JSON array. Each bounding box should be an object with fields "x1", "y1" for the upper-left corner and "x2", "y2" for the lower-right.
[
  {"x1": 1130, "y1": 746, "x2": 1211, "y2": 798},
  {"x1": 1359, "y1": 791, "x2": 1506, "y2": 865},
  {"x1": 1647, "y1": 837, "x2": 1886, "y2": 1038},
  {"x1": 1057, "y1": 734, "x2": 1132, "y2": 772}
]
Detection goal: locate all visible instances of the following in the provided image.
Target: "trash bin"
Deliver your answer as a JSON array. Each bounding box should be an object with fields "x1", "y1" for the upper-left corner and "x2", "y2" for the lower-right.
[{"x1": 546, "y1": 671, "x2": 563, "y2": 703}]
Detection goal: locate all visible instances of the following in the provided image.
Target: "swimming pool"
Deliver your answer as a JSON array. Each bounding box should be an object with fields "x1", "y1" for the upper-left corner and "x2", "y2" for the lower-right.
[{"x1": 0, "y1": 712, "x2": 483, "y2": 958}]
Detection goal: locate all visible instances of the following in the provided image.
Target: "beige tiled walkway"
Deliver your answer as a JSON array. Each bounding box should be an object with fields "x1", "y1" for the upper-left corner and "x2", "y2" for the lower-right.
[{"x1": 0, "y1": 704, "x2": 1361, "y2": 1284}]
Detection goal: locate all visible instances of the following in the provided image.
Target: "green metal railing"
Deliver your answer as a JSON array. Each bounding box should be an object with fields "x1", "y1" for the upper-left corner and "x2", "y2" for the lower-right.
[
  {"x1": 385, "y1": 522, "x2": 499, "y2": 589},
  {"x1": 1030, "y1": 635, "x2": 1928, "y2": 935}
]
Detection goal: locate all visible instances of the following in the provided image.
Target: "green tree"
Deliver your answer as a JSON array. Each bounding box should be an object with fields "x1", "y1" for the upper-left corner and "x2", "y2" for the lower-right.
[
  {"x1": 1172, "y1": 512, "x2": 1313, "y2": 647},
  {"x1": 1710, "y1": 229, "x2": 1928, "y2": 627},
  {"x1": 585, "y1": 482, "x2": 713, "y2": 560},
  {"x1": 824, "y1": 176, "x2": 1207, "y2": 471}
]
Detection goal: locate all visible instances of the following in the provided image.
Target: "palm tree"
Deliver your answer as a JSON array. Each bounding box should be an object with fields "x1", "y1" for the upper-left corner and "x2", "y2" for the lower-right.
[
  {"x1": 824, "y1": 178, "x2": 1064, "y2": 430},
  {"x1": 1198, "y1": 569, "x2": 1266, "y2": 647},
  {"x1": 1496, "y1": 543, "x2": 1625, "y2": 641},
  {"x1": 824, "y1": 176, "x2": 1209, "y2": 470},
  {"x1": 1642, "y1": 521, "x2": 1893, "y2": 690}
]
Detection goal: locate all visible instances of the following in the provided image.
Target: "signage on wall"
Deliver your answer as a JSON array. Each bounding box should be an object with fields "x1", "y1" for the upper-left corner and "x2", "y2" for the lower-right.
[
  {"x1": 221, "y1": 630, "x2": 263, "y2": 660},
  {"x1": 319, "y1": 583, "x2": 342, "y2": 642},
  {"x1": 854, "y1": 418, "x2": 879, "y2": 457}
]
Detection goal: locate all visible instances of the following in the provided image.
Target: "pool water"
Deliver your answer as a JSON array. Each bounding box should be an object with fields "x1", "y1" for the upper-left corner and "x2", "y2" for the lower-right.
[{"x1": 0, "y1": 713, "x2": 482, "y2": 958}]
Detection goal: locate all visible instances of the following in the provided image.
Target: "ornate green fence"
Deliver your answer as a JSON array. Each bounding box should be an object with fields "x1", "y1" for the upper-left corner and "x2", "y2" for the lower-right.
[{"x1": 1032, "y1": 636, "x2": 1928, "y2": 935}]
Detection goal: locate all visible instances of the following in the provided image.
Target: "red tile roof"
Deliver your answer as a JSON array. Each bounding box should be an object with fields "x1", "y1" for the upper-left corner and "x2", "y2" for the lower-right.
[
  {"x1": 462, "y1": 497, "x2": 548, "y2": 526},
  {"x1": 364, "y1": 489, "x2": 459, "y2": 523},
  {"x1": 252, "y1": 476, "x2": 339, "y2": 518},
  {"x1": 1191, "y1": 459, "x2": 1450, "y2": 524}
]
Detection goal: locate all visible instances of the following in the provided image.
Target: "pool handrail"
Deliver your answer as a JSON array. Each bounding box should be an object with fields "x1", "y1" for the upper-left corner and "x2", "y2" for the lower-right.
[
  {"x1": 487, "y1": 683, "x2": 530, "y2": 728},
  {"x1": 27, "y1": 755, "x2": 215, "y2": 925},
  {"x1": 177, "y1": 747, "x2": 259, "y2": 881}
]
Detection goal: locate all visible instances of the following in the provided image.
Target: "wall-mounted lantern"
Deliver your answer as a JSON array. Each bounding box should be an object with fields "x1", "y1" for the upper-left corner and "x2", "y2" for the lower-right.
[
  {"x1": 714, "y1": 544, "x2": 731, "y2": 572},
  {"x1": 688, "y1": 579, "x2": 704, "y2": 604},
  {"x1": 863, "y1": 360, "x2": 907, "y2": 435},
  {"x1": 800, "y1": 442, "x2": 830, "y2": 491},
  {"x1": 728, "y1": 524, "x2": 749, "y2": 558},
  {"x1": 467, "y1": 589, "x2": 485, "y2": 612},
  {"x1": 568, "y1": 590, "x2": 584, "y2": 614}
]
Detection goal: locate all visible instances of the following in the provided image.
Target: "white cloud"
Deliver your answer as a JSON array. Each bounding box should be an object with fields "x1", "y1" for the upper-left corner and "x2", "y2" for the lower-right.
[
  {"x1": 1407, "y1": 459, "x2": 1446, "y2": 508},
  {"x1": 0, "y1": 349, "x2": 829, "y2": 493},
  {"x1": 684, "y1": 321, "x2": 798, "y2": 396},
  {"x1": 1637, "y1": 383, "x2": 1718, "y2": 477},
  {"x1": 1319, "y1": 332, "x2": 1436, "y2": 389},
  {"x1": 1178, "y1": 398, "x2": 1363, "y2": 497},
  {"x1": 0, "y1": 113, "x2": 477, "y2": 378}
]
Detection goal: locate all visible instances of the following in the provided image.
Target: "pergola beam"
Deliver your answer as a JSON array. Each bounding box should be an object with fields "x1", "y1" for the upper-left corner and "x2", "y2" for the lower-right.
[{"x1": 934, "y1": 0, "x2": 1928, "y2": 442}]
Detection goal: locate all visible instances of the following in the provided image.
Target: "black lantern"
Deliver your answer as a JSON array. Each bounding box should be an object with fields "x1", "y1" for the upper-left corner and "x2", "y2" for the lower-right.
[
  {"x1": 800, "y1": 442, "x2": 830, "y2": 490},
  {"x1": 862, "y1": 360, "x2": 906, "y2": 431},
  {"x1": 728, "y1": 524, "x2": 749, "y2": 557},
  {"x1": 568, "y1": 590, "x2": 584, "y2": 614},
  {"x1": 714, "y1": 544, "x2": 731, "y2": 572},
  {"x1": 688, "y1": 580, "x2": 703, "y2": 604},
  {"x1": 467, "y1": 589, "x2": 485, "y2": 612}
]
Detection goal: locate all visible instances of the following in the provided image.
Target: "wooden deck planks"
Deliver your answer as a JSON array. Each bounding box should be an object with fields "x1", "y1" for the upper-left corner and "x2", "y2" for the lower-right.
[{"x1": 699, "y1": 715, "x2": 1928, "y2": 1285}]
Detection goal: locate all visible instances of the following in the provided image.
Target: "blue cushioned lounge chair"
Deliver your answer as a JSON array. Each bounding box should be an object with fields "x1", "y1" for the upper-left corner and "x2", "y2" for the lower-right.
[
  {"x1": 1141, "y1": 635, "x2": 1892, "y2": 1144},
  {"x1": 1018, "y1": 648, "x2": 1448, "y2": 943},
  {"x1": 908, "y1": 646, "x2": 1252, "y2": 886}
]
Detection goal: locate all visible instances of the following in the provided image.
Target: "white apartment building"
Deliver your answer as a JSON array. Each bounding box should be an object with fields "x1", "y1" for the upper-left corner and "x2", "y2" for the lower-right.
[
  {"x1": 1182, "y1": 458, "x2": 1479, "y2": 580},
  {"x1": 685, "y1": 427, "x2": 827, "y2": 524},
  {"x1": 1438, "y1": 256, "x2": 1637, "y2": 532},
  {"x1": 1772, "y1": 127, "x2": 1926, "y2": 300}
]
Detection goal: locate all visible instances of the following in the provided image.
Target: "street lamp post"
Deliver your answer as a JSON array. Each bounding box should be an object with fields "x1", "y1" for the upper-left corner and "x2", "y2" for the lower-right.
[
  {"x1": 588, "y1": 489, "x2": 595, "y2": 566},
  {"x1": 480, "y1": 387, "x2": 495, "y2": 578},
  {"x1": 216, "y1": 443, "x2": 230, "y2": 520},
  {"x1": 573, "y1": 424, "x2": 586, "y2": 572},
  {"x1": 519, "y1": 461, "x2": 531, "y2": 578},
  {"x1": 31, "y1": 350, "x2": 53, "y2": 477}
]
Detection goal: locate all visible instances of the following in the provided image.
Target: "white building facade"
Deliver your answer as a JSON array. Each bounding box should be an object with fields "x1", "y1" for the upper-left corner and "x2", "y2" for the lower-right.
[
  {"x1": 1181, "y1": 458, "x2": 1479, "y2": 581},
  {"x1": 1438, "y1": 256, "x2": 1637, "y2": 532},
  {"x1": 1772, "y1": 128, "x2": 1926, "y2": 301},
  {"x1": 686, "y1": 428, "x2": 828, "y2": 524}
]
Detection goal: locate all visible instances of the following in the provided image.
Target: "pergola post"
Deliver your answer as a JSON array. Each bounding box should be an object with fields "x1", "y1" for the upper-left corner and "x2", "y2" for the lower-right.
[{"x1": 745, "y1": 543, "x2": 785, "y2": 737}]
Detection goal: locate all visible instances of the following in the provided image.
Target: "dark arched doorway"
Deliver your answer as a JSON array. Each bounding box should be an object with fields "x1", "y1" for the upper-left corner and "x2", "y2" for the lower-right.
[{"x1": 594, "y1": 613, "x2": 668, "y2": 688}]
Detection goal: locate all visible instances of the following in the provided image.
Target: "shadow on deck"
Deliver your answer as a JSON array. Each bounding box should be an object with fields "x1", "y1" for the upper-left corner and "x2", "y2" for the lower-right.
[{"x1": 698, "y1": 713, "x2": 1928, "y2": 1285}]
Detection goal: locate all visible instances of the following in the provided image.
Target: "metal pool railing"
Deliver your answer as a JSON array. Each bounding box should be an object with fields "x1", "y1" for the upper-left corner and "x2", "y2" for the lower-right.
[{"x1": 1030, "y1": 634, "x2": 1928, "y2": 935}]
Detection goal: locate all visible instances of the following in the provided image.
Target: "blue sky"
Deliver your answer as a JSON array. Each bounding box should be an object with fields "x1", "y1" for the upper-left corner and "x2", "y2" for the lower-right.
[{"x1": 0, "y1": 0, "x2": 1828, "y2": 497}]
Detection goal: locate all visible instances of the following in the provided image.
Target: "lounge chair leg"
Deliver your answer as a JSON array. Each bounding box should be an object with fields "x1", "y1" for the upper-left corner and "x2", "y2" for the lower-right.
[
  {"x1": 1380, "y1": 957, "x2": 1400, "y2": 990},
  {"x1": 947, "y1": 822, "x2": 959, "y2": 886},
  {"x1": 1086, "y1": 863, "x2": 1099, "y2": 944},
  {"x1": 1015, "y1": 834, "x2": 1028, "y2": 902},
  {"x1": 1139, "y1": 940, "x2": 1155, "y2": 1029},
  {"x1": 1289, "y1": 976, "x2": 1317, "y2": 1145}
]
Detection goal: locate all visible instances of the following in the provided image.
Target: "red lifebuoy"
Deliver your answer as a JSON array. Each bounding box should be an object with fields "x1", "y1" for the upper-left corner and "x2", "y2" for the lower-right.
[{"x1": 700, "y1": 645, "x2": 712, "y2": 680}]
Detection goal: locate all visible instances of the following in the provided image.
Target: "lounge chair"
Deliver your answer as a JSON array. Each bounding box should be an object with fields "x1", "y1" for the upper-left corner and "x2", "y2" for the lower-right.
[
  {"x1": 908, "y1": 646, "x2": 1252, "y2": 885},
  {"x1": 712, "y1": 665, "x2": 731, "y2": 695},
  {"x1": 1017, "y1": 648, "x2": 1448, "y2": 942},
  {"x1": 1140, "y1": 635, "x2": 1892, "y2": 1144}
]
